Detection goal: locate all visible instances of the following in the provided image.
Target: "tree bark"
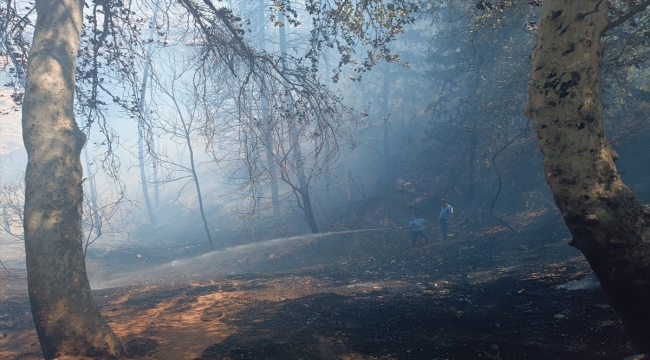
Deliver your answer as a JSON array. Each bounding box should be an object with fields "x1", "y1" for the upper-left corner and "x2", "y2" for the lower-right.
[
  {"x1": 524, "y1": 0, "x2": 650, "y2": 353},
  {"x1": 21, "y1": 0, "x2": 123, "y2": 357}
]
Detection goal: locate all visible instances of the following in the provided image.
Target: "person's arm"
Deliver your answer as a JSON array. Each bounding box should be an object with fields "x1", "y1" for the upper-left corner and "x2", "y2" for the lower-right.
[{"x1": 449, "y1": 207, "x2": 454, "y2": 220}]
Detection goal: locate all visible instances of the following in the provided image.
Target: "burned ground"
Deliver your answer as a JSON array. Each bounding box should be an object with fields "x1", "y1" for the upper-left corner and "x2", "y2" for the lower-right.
[{"x1": 0, "y1": 213, "x2": 633, "y2": 359}]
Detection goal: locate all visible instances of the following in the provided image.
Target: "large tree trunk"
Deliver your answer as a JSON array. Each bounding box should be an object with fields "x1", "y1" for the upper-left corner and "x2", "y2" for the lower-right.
[
  {"x1": 524, "y1": 0, "x2": 650, "y2": 353},
  {"x1": 21, "y1": 0, "x2": 123, "y2": 357}
]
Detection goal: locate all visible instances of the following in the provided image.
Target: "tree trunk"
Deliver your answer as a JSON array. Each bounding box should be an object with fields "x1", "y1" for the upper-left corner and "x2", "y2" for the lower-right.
[
  {"x1": 278, "y1": 8, "x2": 319, "y2": 233},
  {"x1": 322, "y1": 53, "x2": 332, "y2": 204},
  {"x1": 524, "y1": 0, "x2": 650, "y2": 353},
  {"x1": 290, "y1": 121, "x2": 319, "y2": 234},
  {"x1": 382, "y1": 65, "x2": 391, "y2": 175},
  {"x1": 188, "y1": 133, "x2": 214, "y2": 251},
  {"x1": 298, "y1": 186, "x2": 319, "y2": 233},
  {"x1": 147, "y1": 0, "x2": 161, "y2": 208},
  {"x1": 258, "y1": 0, "x2": 281, "y2": 216},
  {"x1": 151, "y1": 132, "x2": 160, "y2": 206},
  {"x1": 172, "y1": 95, "x2": 215, "y2": 251},
  {"x1": 467, "y1": 115, "x2": 477, "y2": 202},
  {"x1": 138, "y1": 121, "x2": 157, "y2": 225},
  {"x1": 262, "y1": 86, "x2": 281, "y2": 216},
  {"x1": 136, "y1": 0, "x2": 160, "y2": 224},
  {"x1": 2, "y1": 205, "x2": 10, "y2": 234},
  {"x1": 21, "y1": 0, "x2": 123, "y2": 357}
]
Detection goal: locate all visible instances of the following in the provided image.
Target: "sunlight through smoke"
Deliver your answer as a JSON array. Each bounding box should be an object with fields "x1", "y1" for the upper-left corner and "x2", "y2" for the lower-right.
[{"x1": 91, "y1": 228, "x2": 390, "y2": 289}]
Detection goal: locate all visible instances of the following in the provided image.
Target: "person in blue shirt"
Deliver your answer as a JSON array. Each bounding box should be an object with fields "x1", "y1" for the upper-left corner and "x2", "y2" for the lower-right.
[
  {"x1": 409, "y1": 213, "x2": 429, "y2": 246},
  {"x1": 439, "y1": 198, "x2": 454, "y2": 239}
]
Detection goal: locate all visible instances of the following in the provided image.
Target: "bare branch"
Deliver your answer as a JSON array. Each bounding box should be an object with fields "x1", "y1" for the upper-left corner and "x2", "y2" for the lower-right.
[{"x1": 603, "y1": 0, "x2": 650, "y2": 35}]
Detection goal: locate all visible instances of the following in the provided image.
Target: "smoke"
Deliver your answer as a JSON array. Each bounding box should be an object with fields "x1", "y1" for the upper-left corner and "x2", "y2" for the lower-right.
[{"x1": 90, "y1": 228, "x2": 390, "y2": 289}]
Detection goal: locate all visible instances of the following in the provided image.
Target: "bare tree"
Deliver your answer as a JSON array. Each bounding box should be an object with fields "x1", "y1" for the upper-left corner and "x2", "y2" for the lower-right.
[
  {"x1": 195, "y1": 44, "x2": 357, "y2": 233},
  {"x1": 189, "y1": 1, "x2": 393, "y2": 233},
  {"x1": 2, "y1": 0, "x2": 417, "y2": 355},
  {"x1": 149, "y1": 56, "x2": 216, "y2": 250},
  {"x1": 2, "y1": 205, "x2": 9, "y2": 235},
  {"x1": 81, "y1": 188, "x2": 133, "y2": 256},
  {"x1": 81, "y1": 147, "x2": 134, "y2": 255},
  {"x1": 135, "y1": 0, "x2": 162, "y2": 225},
  {"x1": 0, "y1": 180, "x2": 24, "y2": 238}
]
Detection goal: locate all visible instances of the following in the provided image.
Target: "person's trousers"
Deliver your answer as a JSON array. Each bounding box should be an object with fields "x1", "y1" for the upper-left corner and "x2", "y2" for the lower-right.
[
  {"x1": 411, "y1": 230, "x2": 428, "y2": 245},
  {"x1": 440, "y1": 218, "x2": 449, "y2": 238}
]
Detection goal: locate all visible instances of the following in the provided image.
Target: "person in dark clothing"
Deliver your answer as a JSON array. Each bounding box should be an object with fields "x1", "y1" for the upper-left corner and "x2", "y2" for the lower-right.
[
  {"x1": 439, "y1": 198, "x2": 454, "y2": 239},
  {"x1": 409, "y1": 213, "x2": 429, "y2": 246}
]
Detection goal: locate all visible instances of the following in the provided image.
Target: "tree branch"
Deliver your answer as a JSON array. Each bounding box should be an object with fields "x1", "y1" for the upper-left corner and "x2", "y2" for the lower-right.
[
  {"x1": 577, "y1": 0, "x2": 604, "y2": 20},
  {"x1": 602, "y1": 0, "x2": 650, "y2": 35}
]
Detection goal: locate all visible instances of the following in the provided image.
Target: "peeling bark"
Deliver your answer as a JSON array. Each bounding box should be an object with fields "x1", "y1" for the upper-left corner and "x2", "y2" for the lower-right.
[
  {"x1": 524, "y1": 0, "x2": 650, "y2": 353},
  {"x1": 22, "y1": 0, "x2": 123, "y2": 357}
]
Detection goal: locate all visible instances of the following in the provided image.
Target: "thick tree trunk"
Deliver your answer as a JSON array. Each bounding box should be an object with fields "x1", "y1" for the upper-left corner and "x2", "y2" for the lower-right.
[
  {"x1": 21, "y1": 0, "x2": 123, "y2": 357},
  {"x1": 524, "y1": 0, "x2": 650, "y2": 353}
]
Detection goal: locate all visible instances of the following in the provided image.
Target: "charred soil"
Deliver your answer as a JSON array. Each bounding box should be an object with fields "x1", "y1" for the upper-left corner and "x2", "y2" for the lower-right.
[{"x1": 0, "y1": 213, "x2": 633, "y2": 359}]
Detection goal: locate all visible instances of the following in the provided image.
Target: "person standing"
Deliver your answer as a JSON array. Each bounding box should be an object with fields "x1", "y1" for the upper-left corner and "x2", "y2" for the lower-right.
[
  {"x1": 409, "y1": 213, "x2": 429, "y2": 246},
  {"x1": 439, "y1": 198, "x2": 454, "y2": 239}
]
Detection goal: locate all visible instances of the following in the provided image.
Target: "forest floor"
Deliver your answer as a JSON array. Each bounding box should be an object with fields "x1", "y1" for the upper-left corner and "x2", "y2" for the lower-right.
[{"x1": 0, "y1": 212, "x2": 635, "y2": 360}]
